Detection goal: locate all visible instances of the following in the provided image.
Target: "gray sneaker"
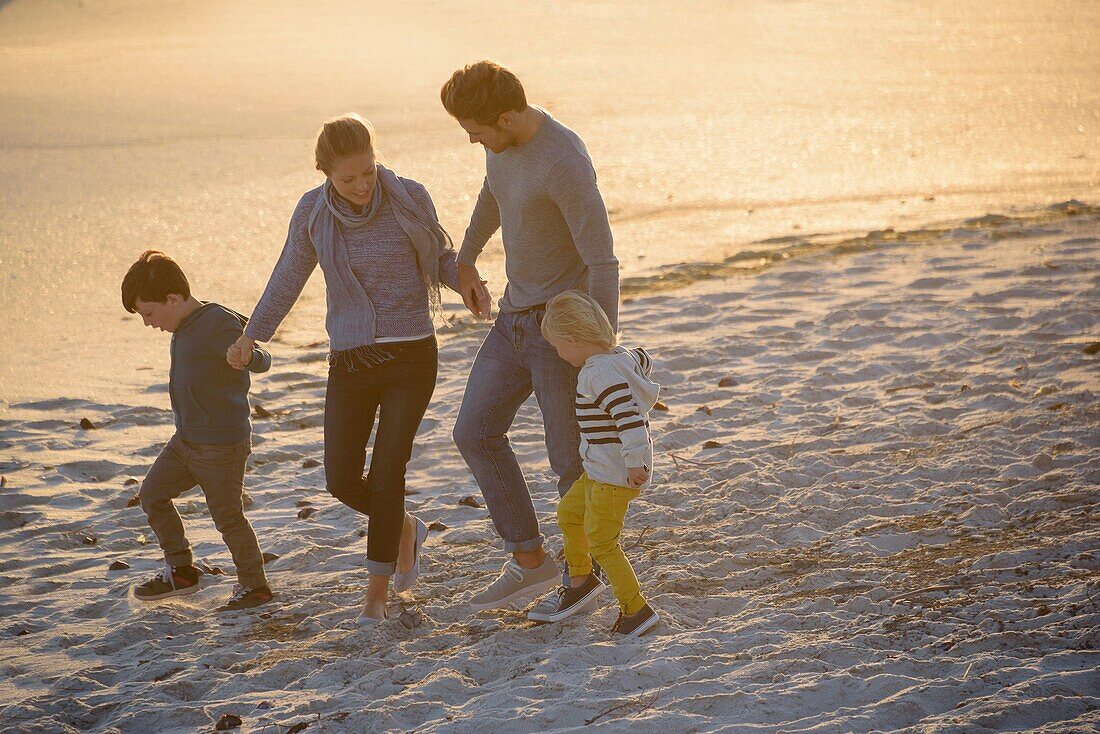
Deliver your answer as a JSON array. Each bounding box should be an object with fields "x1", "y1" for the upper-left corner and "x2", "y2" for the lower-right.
[
  {"x1": 469, "y1": 556, "x2": 560, "y2": 612},
  {"x1": 527, "y1": 573, "x2": 607, "y2": 623}
]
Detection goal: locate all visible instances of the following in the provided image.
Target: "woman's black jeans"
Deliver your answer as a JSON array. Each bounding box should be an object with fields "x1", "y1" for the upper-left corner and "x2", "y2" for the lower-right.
[{"x1": 323, "y1": 337, "x2": 438, "y2": 575}]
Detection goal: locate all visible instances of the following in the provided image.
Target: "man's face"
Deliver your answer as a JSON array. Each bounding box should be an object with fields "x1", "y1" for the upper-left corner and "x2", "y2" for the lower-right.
[
  {"x1": 457, "y1": 116, "x2": 514, "y2": 154},
  {"x1": 134, "y1": 295, "x2": 185, "y2": 333}
]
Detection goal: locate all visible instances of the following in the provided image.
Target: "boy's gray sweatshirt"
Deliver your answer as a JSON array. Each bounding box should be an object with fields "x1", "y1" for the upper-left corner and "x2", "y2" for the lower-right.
[
  {"x1": 170, "y1": 302, "x2": 271, "y2": 444},
  {"x1": 575, "y1": 346, "x2": 660, "y2": 489}
]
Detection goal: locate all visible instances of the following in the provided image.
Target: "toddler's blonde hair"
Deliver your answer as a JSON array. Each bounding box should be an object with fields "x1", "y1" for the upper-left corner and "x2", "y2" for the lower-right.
[{"x1": 541, "y1": 291, "x2": 617, "y2": 348}]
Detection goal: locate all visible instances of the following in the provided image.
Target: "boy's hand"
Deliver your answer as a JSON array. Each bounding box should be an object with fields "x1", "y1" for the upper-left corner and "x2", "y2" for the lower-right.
[
  {"x1": 457, "y1": 263, "x2": 492, "y2": 320},
  {"x1": 627, "y1": 465, "x2": 650, "y2": 488},
  {"x1": 227, "y1": 335, "x2": 255, "y2": 370}
]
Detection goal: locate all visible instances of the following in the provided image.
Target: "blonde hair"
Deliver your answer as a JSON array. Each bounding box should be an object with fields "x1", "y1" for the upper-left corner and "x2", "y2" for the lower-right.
[
  {"x1": 314, "y1": 113, "x2": 376, "y2": 175},
  {"x1": 541, "y1": 291, "x2": 617, "y2": 348}
]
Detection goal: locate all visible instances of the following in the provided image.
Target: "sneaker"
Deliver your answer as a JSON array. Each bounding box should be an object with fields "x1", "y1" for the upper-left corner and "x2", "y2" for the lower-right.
[
  {"x1": 220, "y1": 584, "x2": 273, "y2": 611},
  {"x1": 133, "y1": 563, "x2": 200, "y2": 601},
  {"x1": 611, "y1": 603, "x2": 660, "y2": 638},
  {"x1": 527, "y1": 573, "x2": 607, "y2": 623},
  {"x1": 469, "y1": 556, "x2": 560, "y2": 612},
  {"x1": 529, "y1": 580, "x2": 605, "y2": 620}
]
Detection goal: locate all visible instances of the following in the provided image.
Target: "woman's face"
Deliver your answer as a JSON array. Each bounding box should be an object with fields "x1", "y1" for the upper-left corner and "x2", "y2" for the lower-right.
[{"x1": 328, "y1": 151, "x2": 377, "y2": 207}]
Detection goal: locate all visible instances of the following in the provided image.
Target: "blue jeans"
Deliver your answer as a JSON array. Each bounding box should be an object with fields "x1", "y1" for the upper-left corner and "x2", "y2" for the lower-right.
[{"x1": 453, "y1": 309, "x2": 583, "y2": 553}]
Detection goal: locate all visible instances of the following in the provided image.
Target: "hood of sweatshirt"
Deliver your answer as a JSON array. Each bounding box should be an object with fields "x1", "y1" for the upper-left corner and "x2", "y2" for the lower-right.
[
  {"x1": 176, "y1": 302, "x2": 248, "y2": 335},
  {"x1": 587, "y1": 345, "x2": 660, "y2": 412}
]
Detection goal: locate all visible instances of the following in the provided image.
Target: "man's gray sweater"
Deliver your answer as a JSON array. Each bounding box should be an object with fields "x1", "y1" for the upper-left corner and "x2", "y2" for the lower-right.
[{"x1": 458, "y1": 111, "x2": 620, "y2": 327}]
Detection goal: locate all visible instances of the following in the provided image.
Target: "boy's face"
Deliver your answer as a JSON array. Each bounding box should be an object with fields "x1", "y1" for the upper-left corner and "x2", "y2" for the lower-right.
[
  {"x1": 544, "y1": 332, "x2": 591, "y2": 368},
  {"x1": 134, "y1": 294, "x2": 187, "y2": 333}
]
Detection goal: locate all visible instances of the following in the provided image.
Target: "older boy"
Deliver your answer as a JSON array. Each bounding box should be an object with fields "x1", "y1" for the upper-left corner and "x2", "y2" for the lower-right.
[{"x1": 121, "y1": 250, "x2": 273, "y2": 610}]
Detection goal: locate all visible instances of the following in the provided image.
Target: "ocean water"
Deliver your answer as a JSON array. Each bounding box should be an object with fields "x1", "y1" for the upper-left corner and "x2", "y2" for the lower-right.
[{"x1": 1, "y1": 0, "x2": 1097, "y2": 402}]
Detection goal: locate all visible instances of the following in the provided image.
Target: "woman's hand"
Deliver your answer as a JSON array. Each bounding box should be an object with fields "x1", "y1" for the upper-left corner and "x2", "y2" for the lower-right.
[
  {"x1": 458, "y1": 263, "x2": 492, "y2": 320},
  {"x1": 227, "y1": 335, "x2": 256, "y2": 370}
]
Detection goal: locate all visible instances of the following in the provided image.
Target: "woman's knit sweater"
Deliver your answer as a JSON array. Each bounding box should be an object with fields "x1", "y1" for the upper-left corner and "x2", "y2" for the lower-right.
[{"x1": 246, "y1": 178, "x2": 459, "y2": 345}]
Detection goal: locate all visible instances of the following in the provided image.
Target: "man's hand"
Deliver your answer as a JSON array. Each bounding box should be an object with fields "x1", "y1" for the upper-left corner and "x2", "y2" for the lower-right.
[
  {"x1": 227, "y1": 335, "x2": 255, "y2": 370},
  {"x1": 457, "y1": 262, "x2": 492, "y2": 319},
  {"x1": 627, "y1": 465, "x2": 650, "y2": 488}
]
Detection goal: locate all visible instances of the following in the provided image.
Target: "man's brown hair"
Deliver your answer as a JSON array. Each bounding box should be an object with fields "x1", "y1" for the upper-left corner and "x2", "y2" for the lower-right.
[
  {"x1": 121, "y1": 250, "x2": 191, "y2": 313},
  {"x1": 440, "y1": 60, "x2": 528, "y2": 126}
]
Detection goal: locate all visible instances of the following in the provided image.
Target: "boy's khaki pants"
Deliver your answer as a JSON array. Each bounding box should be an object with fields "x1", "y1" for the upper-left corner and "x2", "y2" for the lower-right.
[
  {"x1": 557, "y1": 472, "x2": 647, "y2": 615},
  {"x1": 140, "y1": 434, "x2": 268, "y2": 589}
]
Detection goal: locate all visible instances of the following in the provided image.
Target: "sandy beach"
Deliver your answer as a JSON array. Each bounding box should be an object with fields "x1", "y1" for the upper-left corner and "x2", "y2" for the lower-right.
[
  {"x1": 1, "y1": 1, "x2": 1099, "y2": 732},
  {"x1": 2, "y1": 204, "x2": 1097, "y2": 732}
]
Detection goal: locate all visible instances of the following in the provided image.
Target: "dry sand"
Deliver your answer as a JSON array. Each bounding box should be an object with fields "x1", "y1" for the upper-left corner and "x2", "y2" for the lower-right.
[{"x1": 1, "y1": 205, "x2": 1097, "y2": 732}]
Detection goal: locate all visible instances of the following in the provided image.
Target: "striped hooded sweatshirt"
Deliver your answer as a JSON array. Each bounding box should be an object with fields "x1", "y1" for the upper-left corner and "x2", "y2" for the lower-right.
[{"x1": 575, "y1": 346, "x2": 660, "y2": 489}]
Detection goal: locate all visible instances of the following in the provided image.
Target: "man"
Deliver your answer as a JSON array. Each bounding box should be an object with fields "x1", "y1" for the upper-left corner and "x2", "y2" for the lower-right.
[{"x1": 442, "y1": 60, "x2": 620, "y2": 612}]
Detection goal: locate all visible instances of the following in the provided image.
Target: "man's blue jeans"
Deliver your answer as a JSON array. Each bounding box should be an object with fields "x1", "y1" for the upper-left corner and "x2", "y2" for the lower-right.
[{"x1": 453, "y1": 309, "x2": 583, "y2": 553}]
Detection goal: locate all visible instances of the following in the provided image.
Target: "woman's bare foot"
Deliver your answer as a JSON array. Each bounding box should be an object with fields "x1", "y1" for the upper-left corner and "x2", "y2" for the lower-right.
[
  {"x1": 361, "y1": 574, "x2": 389, "y2": 620},
  {"x1": 396, "y1": 513, "x2": 417, "y2": 574},
  {"x1": 360, "y1": 600, "x2": 386, "y2": 620}
]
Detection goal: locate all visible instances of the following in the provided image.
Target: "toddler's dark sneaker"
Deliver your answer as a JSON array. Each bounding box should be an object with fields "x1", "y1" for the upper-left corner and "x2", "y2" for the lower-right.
[
  {"x1": 611, "y1": 603, "x2": 659, "y2": 638},
  {"x1": 133, "y1": 564, "x2": 200, "y2": 601},
  {"x1": 220, "y1": 584, "x2": 274, "y2": 611},
  {"x1": 527, "y1": 573, "x2": 607, "y2": 623}
]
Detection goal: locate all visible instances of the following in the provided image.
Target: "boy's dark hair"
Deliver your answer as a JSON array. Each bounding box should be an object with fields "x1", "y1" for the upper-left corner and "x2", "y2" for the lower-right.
[
  {"x1": 121, "y1": 250, "x2": 191, "y2": 313},
  {"x1": 440, "y1": 60, "x2": 528, "y2": 126}
]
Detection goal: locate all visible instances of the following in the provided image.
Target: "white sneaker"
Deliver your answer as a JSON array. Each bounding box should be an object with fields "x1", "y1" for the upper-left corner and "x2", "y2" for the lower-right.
[{"x1": 469, "y1": 556, "x2": 560, "y2": 612}]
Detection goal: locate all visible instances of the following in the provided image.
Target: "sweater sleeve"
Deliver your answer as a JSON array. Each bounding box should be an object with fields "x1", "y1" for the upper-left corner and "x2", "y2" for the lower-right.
[
  {"x1": 457, "y1": 176, "x2": 501, "y2": 267},
  {"x1": 247, "y1": 344, "x2": 272, "y2": 373},
  {"x1": 547, "y1": 154, "x2": 620, "y2": 329},
  {"x1": 244, "y1": 191, "x2": 319, "y2": 342},
  {"x1": 408, "y1": 180, "x2": 461, "y2": 294},
  {"x1": 212, "y1": 310, "x2": 271, "y2": 373},
  {"x1": 588, "y1": 363, "x2": 650, "y2": 468}
]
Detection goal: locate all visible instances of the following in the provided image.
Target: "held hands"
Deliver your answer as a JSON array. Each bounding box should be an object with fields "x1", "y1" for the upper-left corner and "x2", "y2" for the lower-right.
[
  {"x1": 226, "y1": 335, "x2": 255, "y2": 371},
  {"x1": 457, "y1": 262, "x2": 492, "y2": 320},
  {"x1": 627, "y1": 465, "x2": 650, "y2": 488}
]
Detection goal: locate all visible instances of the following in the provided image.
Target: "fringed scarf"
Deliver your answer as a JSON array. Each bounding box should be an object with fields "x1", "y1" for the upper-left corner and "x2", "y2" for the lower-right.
[{"x1": 307, "y1": 164, "x2": 453, "y2": 365}]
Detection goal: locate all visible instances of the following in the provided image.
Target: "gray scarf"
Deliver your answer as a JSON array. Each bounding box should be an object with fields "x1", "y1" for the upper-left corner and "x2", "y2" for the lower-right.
[{"x1": 307, "y1": 164, "x2": 452, "y2": 349}]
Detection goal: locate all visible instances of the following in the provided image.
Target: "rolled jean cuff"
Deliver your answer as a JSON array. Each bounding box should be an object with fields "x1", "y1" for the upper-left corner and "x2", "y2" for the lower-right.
[
  {"x1": 367, "y1": 559, "x2": 397, "y2": 576},
  {"x1": 502, "y1": 533, "x2": 545, "y2": 553},
  {"x1": 567, "y1": 560, "x2": 593, "y2": 579},
  {"x1": 240, "y1": 572, "x2": 269, "y2": 589},
  {"x1": 166, "y1": 551, "x2": 194, "y2": 569}
]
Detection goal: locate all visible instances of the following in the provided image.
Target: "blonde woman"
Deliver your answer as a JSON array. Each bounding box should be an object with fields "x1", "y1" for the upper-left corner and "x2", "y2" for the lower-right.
[{"x1": 229, "y1": 115, "x2": 460, "y2": 622}]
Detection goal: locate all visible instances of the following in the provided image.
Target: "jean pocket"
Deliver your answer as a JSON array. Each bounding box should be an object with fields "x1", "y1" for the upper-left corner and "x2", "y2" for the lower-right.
[{"x1": 191, "y1": 440, "x2": 249, "y2": 466}]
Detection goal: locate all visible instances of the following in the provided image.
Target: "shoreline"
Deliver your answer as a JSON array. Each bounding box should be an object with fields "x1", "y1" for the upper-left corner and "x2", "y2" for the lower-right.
[{"x1": 3, "y1": 198, "x2": 1097, "y2": 406}]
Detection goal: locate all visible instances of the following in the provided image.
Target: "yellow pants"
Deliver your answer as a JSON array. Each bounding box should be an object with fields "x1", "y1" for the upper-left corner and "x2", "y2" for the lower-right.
[{"x1": 557, "y1": 473, "x2": 646, "y2": 615}]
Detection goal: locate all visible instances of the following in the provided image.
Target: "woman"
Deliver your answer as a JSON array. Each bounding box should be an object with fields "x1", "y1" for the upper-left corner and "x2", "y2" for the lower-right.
[{"x1": 229, "y1": 114, "x2": 461, "y2": 622}]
